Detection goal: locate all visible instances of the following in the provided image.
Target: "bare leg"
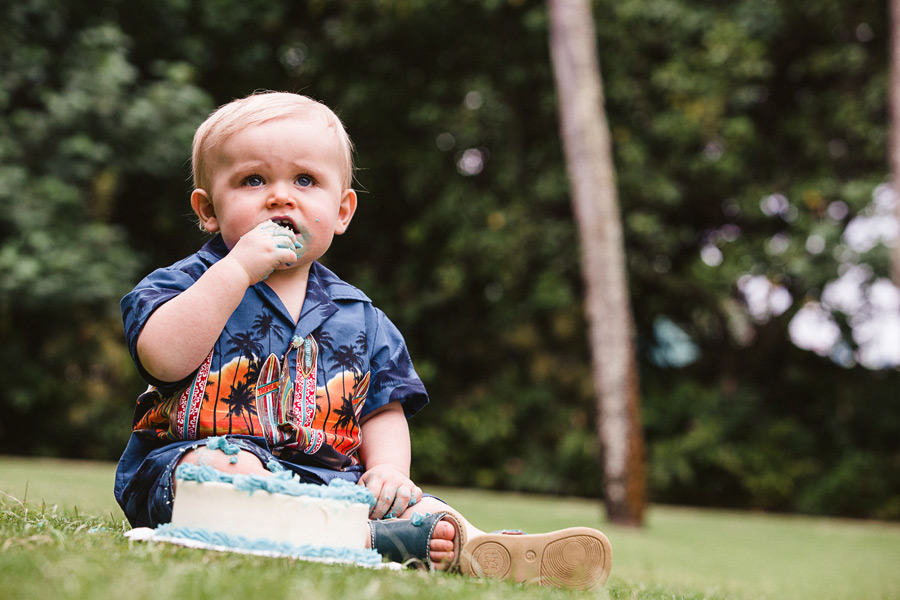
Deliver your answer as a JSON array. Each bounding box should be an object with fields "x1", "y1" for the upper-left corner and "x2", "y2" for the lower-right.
[{"x1": 173, "y1": 447, "x2": 271, "y2": 493}]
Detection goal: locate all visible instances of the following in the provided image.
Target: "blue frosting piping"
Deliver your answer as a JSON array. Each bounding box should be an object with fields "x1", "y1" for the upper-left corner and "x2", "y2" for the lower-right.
[
  {"x1": 174, "y1": 463, "x2": 376, "y2": 508},
  {"x1": 205, "y1": 436, "x2": 241, "y2": 462},
  {"x1": 154, "y1": 523, "x2": 382, "y2": 566}
]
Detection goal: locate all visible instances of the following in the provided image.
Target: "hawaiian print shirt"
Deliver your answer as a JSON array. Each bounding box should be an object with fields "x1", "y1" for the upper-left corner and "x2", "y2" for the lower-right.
[{"x1": 121, "y1": 235, "x2": 428, "y2": 471}]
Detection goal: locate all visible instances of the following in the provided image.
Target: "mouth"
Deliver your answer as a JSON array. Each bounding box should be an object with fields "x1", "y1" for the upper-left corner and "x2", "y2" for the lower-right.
[{"x1": 270, "y1": 217, "x2": 299, "y2": 234}]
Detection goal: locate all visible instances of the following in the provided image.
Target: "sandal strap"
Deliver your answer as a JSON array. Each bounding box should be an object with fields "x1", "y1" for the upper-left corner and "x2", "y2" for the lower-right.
[{"x1": 369, "y1": 511, "x2": 462, "y2": 571}]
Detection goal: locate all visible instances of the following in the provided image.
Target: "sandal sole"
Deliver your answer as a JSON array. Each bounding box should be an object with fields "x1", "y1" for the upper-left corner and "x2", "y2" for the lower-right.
[{"x1": 459, "y1": 526, "x2": 612, "y2": 590}]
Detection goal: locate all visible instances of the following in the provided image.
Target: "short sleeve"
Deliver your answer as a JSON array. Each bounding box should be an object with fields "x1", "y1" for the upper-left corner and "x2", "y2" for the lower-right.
[
  {"x1": 120, "y1": 265, "x2": 202, "y2": 387},
  {"x1": 362, "y1": 308, "x2": 429, "y2": 420}
]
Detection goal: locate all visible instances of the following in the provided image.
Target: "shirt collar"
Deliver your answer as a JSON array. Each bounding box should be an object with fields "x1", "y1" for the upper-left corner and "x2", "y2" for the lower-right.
[
  {"x1": 197, "y1": 234, "x2": 229, "y2": 264},
  {"x1": 195, "y1": 235, "x2": 371, "y2": 337},
  {"x1": 293, "y1": 263, "x2": 368, "y2": 338},
  {"x1": 196, "y1": 234, "x2": 369, "y2": 303}
]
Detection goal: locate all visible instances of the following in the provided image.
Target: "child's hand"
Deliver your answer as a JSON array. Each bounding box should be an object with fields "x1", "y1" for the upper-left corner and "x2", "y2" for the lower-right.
[
  {"x1": 359, "y1": 464, "x2": 423, "y2": 520},
  {"x1": 227, "y1": 221, "x2": 303, "y2": 284}
]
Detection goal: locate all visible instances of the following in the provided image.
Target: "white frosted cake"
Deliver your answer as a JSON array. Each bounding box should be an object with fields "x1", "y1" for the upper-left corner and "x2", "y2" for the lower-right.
[{"x1": 152, "y1": 462, "x2": 382, "y2": 566}]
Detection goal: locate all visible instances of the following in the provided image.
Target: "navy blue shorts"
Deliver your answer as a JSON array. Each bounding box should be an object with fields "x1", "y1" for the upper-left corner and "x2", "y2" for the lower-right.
[{"x1": 115, "y1": 434, "x2": 364, "y2": 528}]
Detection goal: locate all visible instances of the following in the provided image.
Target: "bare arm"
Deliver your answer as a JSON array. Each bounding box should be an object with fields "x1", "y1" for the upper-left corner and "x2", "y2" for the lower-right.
[
  {"x1": 137, "y1": 222, "x2": 301, "y2": 382},
  {"x1": 137, "y1": 256, "x2": 252, "y2": 382},
  {"x1": 357, "y1": 402, "x2": 423, "y2": 519}
]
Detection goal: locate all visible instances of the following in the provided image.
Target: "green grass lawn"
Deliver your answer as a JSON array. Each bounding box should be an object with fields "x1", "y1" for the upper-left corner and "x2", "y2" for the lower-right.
[{"x1": 2, "y1": 455, "x2": 899, "y2": 600}]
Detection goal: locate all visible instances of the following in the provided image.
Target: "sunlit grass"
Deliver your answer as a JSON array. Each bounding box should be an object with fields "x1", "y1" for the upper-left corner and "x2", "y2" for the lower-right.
[
  {"x1": 0, "y1": 456, "x2": 121, "y2": 517},
  {"x1": 2, "y1": 456, "x2": 899, "y2": 600},
  {"x1": 434, "y1": 485, "x2": 900, "y2": 600}
]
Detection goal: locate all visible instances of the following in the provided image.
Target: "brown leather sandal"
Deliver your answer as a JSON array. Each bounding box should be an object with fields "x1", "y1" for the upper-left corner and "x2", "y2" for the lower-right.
[{"x1": 459, "y1": 526, "x2": 612, "y2": 590}]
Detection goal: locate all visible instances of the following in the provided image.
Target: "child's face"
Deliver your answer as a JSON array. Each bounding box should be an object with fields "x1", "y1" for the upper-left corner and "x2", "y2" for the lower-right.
[{"x1": 192, "y1": 116, "x2": 355, "y2": 269}]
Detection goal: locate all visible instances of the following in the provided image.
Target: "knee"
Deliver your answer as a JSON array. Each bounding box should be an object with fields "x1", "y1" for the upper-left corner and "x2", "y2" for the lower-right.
[{"x1": 177, "y1": 446, "x2": 270, "y2": 476}]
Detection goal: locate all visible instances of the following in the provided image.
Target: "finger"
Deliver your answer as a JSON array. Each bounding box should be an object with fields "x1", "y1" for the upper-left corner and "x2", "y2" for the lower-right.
[
  {"x1": 273, "y1": 229, "x2": 297, "y2": 242},
  {"x1": 257, "y1": 221, "x2": 283, "y2": 235},
  {"x1": 274, "y1": 249, "x2": 301, "y2": 270},
  {"x1": 363, "y1": 479, "x2": 388, "y2": 519},
  {"x1": 384, "y1": 490, "x2": 410, "y2": 519},
  {"x1": 273, "y1": 232, "x2": 306, "y2": 261},
  {"x1": 272, "y1": 231, "x2": 297, "y2": 246},
  {"x1": 259, "y1": 221, "x2": 296, "y2": 242},
  {"x1": 389, "y1": 486, "x2": 416, "y2": 516},
  {"x1": 374, "y1": 487, "x2": 398, "y2": 519}
]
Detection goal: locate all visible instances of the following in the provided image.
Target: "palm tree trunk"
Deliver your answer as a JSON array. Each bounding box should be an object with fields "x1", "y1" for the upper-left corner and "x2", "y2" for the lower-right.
[
  {"x1": 548, "y1": 0, "x2": 646, "y2": 526},
  {"x1": 227, "y1": 356, "x2": 244, "y2": 434},
  {"x1": 890, "y1": 0, "x2": 900, "y2": 286}
]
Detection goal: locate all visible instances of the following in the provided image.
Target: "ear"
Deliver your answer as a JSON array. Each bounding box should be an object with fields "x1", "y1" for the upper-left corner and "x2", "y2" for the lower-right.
[
  {"x1": 191, "y1": 189, "x2": 219, "y2": 233},
  {"x1": 333, "y1": 189, "x2": 357, "y2": 235}
]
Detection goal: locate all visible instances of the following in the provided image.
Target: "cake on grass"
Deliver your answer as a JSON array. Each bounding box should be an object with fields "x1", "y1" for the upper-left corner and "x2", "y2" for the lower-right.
[{"x1": 143, "y1": 459, "x2": 383, "y2": 567}]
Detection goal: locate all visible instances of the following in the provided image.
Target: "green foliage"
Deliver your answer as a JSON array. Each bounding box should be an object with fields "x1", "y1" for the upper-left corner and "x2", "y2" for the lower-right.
[
  {"x1": 0, "y1": 0, "x2": 897, "y2": 520},
  {"x1": 0, "y1": 0, "x2": 213, "y2": 458},
  {"x1": 797, "y1": 452, "x2": 900, "y2": 520}
]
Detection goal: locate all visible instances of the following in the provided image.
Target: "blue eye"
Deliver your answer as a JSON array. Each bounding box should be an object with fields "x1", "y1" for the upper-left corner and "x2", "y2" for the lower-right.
[
  {"x1": 296, "y1": 175, "x2": 314, "y2": 187},
  {"x1": 244, "y1": 175, "x2": 264, "y2": 187}
]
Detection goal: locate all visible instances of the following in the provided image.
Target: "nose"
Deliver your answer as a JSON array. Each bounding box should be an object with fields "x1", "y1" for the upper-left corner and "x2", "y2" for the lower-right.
[{"x1": 267, "y1": 181, "x2": 296, "y2": 208}]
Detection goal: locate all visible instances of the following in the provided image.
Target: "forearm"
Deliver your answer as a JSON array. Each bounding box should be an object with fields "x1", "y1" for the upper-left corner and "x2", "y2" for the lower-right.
[
  {"x1": 136, "y1": 256, "x2": 252, "y2": 382},
  {"x1": 358, "y1": 402, "x2": 411, "y2": 474},
  {"x1": 358, "y1": 402, "x2": 422, "y2": 518}
]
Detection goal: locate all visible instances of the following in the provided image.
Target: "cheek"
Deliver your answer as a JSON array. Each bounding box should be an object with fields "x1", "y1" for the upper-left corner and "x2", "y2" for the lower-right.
[
  {"x1": 303, "y1": 220, "x2": 328, "y2": 244},
  {"x1": 217, "y1": 211, "x2": 257, "y2": 248},
  {"x1": 303, "y1": 218, "x2": 339, "y2": 252}
]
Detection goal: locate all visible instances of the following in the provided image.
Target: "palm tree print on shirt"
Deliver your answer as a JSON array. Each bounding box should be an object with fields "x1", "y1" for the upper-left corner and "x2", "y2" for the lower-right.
[
  {"x1": 253, "y1": 313, "x2": 285, "y2": 349},
  {"x1": 331, "y1": 343, "x2": 364, "y2": 424},
  {"x1": 223, "y1": 372, "x2": 258, "y2": 434},
  {"x1": 312, "y1": 368, "x2": 370, "y2": 459},
  {"x1": 202, "y1": 330, "x2": 263, "y2": 436},
  {"x1": 370, "y1": 346, "x2": 415, "y2": 399},
  {"x1": 200, "y1": 353, "x2": 262, "y2": 436},
  {"x1": 191, "y1": 327, "x2": 374, "y2": 459}
]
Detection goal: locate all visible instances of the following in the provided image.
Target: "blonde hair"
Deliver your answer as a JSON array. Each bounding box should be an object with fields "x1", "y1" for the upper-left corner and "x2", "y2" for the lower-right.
[{"x1": 191, "y1": 91, "x2": 354, "y2": 192}]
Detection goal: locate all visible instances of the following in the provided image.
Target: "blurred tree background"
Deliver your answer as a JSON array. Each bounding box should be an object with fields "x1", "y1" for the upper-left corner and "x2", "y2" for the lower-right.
[{"x1": 1, "y1": 0, "x2": 898, "y2": 520}]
